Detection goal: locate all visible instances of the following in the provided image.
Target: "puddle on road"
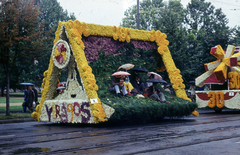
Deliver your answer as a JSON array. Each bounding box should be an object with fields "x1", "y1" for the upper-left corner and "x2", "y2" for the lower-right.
[{"x1": 12, "y1": 147, "x2": 51, "y2": 154}]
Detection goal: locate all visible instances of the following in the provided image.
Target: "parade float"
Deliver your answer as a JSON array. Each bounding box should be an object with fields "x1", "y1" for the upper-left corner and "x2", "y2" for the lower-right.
[
  {"x1": 31, "y1": 20, "x2": 198, "y2": 125},
  {"x1": 196, "y1": 45, "x2": 240, "y2": 112}
]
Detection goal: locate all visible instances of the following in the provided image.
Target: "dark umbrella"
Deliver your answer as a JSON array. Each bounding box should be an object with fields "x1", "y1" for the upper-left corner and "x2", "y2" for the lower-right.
[
  {"x1": 20, "y1": 83, "x2": 34, "y2": 86},
  {"x1": 189, "y1": 81, "x2": 195, "y2": 84},
  {"x1": 130, "y1": 67, "x2": 149, "y2": 72},
  {"x1": 147, "y1": 78, "x2": 167, "y2": 84}
]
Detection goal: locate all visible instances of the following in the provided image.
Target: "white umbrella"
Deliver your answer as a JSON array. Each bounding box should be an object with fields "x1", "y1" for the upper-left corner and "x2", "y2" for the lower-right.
[
  {"x1": 147, "y1": 72, "x2": 162, "y2": 79},
  {"x1": 118, "y1": 63, "x2": 134, "y2": 71}
]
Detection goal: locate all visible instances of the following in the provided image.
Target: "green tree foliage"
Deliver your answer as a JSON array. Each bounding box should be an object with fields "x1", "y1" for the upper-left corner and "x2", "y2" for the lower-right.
[
  {"x1": 155, "y1": 0, "x2": 189, "y2": 82},
  {"x1": 0, "y1": 0, "x2": 46, "y2": 115},
  {"x1": 184, "y1": 0, "x2": 230, "y2": 79},
  {"x1": 122, "y1": 0, "x2": 190, "y2": 82},
  {"x1": 38, "y1": 0, "x2": 76, "y2": 32},
  {"x1": 121, "y1": 0, "x2": 231, "y2": 85},
  {"x1": 230, "y1": 26, "x2": 240, "y2": 46},
  {"x1": 121, "y1": 0, "x2": 164, "y2": 30},
  {"x1": 35, "y1": 0, "x2": 76, "y2": 85}
]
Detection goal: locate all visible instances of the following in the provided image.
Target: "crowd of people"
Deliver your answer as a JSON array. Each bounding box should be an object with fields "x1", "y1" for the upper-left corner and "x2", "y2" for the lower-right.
[
  {"x1": 22, "y1": 85, "x2": 38, "y2": 113},
  {"x1": 109, "y1": 68, "x2": 173, "y2": 103}
]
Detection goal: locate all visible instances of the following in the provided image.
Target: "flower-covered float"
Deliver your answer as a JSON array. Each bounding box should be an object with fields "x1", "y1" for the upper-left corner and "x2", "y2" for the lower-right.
[
  {"x1": 196, "y1": 45, "x2": 240, "y2": 112},
  {"x1": 31, "y1": 20, "x2": 198, "y2": 124}
]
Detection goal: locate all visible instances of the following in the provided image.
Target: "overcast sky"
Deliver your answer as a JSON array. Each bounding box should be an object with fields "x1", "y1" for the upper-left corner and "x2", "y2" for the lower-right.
[{"x1": 57, "y1": 0, "x2": 240, "y2": 28}]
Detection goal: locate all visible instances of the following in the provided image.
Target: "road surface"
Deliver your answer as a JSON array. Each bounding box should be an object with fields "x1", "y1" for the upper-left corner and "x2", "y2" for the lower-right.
[{"x1": 1, "y1": 110, "x2": 240, "y2": 155}]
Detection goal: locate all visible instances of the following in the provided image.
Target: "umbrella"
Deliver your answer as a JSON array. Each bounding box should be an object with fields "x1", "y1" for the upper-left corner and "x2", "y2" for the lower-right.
[
  {"x1": 56, "y1": 86, "x2": 65, "y2": 90},
  {"x1": 146, "y1": 78, "x2": 167, "y2": 84},
  {"x1": 189, "y1": 81, "x2": 195, "y2": 84},
  {"x1": 130, "y1": 67, "x2": 149, "y2": 72},
  {"x1": 118, "y1": 63, "x2": 134, "y2": 71},
  {"x1": 19, "y1": 83, "x2": 34, "y2": 86},
  {"x1": 111, "y1": 71, "x2": 131, "y2": 76},
  {"x1": 147, "y1": 72, "x2": 162, "y2": 79}
]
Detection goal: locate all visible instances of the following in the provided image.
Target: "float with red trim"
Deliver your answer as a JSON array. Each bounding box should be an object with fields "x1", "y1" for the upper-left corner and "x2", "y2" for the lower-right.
[{"x1": 195, "y1": 45, "x2": 240, "y2": 112}]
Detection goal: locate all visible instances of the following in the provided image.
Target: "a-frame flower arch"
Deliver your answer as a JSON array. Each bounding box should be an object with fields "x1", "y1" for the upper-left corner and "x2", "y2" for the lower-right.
[{"x1": 31, "y1": 20, "x2": 193, "y2": 123}]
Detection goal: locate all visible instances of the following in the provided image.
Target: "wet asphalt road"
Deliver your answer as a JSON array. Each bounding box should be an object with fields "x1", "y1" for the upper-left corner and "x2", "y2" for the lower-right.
[{"x1": 1, "y1": 110, "x2": 240, "y2": 155}]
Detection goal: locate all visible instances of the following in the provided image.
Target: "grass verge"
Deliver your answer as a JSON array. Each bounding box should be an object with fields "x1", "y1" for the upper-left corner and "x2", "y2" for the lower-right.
[
  {"x1": 0, "y1": 98, "x2": 24, "y2": 103},
  {"x1": 0, "y1": 113, "x2": 32, "y2": 120}
]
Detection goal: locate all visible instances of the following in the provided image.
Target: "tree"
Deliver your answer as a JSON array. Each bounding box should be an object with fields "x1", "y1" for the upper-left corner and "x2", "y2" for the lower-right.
[
  {"x1": 229, "y1": 26, "x2": 240, "y2": 46},
  {"x1": 121, "y1": 0, "x2": 164, "y2": 30},
  {"x1": 121, "y1": 0, "x2": 190, "y2": 81},
  {"x1": 184, "y1": 0, "x2": 230, "y2": 80},
  {"x1": 14, "y1": 0, "x2": 76, "y2": 89},
  {"x1": 38, "y1": 0, "x2": 75, "y2": 32},
  {"x1": 0, "y1": 0, "x2": 45, "y2": 115},
  {"x1": 121, "y1": 0, "x2": 231, "y2": 85},
  {"x1": 155, "y1": 0, "x2": 189, "y2": 82},
  {"x1": 33, "y1": 0, "x2": 76, "y2": 84}
]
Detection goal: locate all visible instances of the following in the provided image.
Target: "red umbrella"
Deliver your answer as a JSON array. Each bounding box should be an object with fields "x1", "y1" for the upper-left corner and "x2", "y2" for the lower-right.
[{"x1": 111, "y1": 71, "x2": 131, "y2": 76}]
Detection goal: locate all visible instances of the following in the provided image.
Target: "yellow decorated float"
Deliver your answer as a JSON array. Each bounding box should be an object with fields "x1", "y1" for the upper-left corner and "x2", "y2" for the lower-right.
[
  {"x1": 196, "y1": 45, "x2": 240, "y2": 112},
  {"x1": 31, "y1": 20, "x2": 198, "y2": 124}
]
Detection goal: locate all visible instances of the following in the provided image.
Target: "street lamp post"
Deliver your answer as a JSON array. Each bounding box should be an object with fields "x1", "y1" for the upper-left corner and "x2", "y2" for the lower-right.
[{"x1": 137, "y1": 0, "x2": 140, "y2": 29}]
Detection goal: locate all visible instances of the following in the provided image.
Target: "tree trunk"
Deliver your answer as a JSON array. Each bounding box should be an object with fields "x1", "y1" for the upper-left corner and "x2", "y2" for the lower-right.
[
  {"x1": 1, "y1": 86, "x2": 4, "y2": 97},
  {"x1": 6, "y1": 70, "x2": 10, "y2": 116}
]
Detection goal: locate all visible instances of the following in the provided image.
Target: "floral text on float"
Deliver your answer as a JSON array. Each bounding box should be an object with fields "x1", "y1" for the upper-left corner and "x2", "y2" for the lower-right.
[
  {"x1": 40, "y1": 100, "x2": 94, "y2": 123},
  {"x1": 196, "y1": 89, "x2": 240, "y2": 109},
  {"x1": 208, "y1": 91, "x2": 225, "y2": 109},
  {"x1": 228, "y1": 72, "x2": 240, "y2": 89}
]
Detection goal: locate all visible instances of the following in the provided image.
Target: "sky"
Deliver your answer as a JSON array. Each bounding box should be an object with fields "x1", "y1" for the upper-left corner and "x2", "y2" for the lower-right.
[{"x1": 57, "y1": 0, "x2": 240, "y2": 28}]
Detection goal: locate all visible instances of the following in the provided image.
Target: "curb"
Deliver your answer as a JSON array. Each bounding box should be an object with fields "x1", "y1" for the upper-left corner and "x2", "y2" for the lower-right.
[{"x1": 0, "y1": 118, "x2": 35, "y2": 124}]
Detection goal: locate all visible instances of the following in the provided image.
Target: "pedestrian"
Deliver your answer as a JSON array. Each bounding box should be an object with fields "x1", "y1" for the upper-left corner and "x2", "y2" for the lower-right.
[
  {"x1": 189, "y1": 83, "x2": 196, "y2": 102},
  {"x1": 26, "y1": 85, "x2": 35, "y2": 112},
  {"x1": 32, "y1": 85, "x2": 38, "y2": 106},
  {"x1": 22, "y1": 86, "x2": 28, "y2": 113}
]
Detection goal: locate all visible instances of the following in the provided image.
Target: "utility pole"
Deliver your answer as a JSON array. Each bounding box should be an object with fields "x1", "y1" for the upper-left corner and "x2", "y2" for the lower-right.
[{"x1": 137, "y1": 0, "x2": 140, "y2": 29}]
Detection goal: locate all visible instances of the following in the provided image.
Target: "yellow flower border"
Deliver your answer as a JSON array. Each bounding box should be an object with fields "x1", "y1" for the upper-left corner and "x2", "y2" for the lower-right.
[{"x1": 32, "y1": 20, "x2": 196, "y2": 122}]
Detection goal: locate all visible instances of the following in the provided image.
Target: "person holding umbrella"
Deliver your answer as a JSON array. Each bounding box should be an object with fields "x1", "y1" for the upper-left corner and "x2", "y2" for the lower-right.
[
  {"x1": 148, "y1": 82, "x2": 166, "y2": 103},
  {"x1": 26, "y1": 85, "x2": 35, "y2": 112},
  {"x1": 118, "y1": 64, "x2": 135, "y2": 93},
  {"x1": 146, "y1": 74, "x2": 167, "y2": 103},
  {"x1": 119, "y1": 68, "x2": 134, "y2": 93},
  {"x1": 109, "y1": 71, "x2": 129, "y2": 98}
]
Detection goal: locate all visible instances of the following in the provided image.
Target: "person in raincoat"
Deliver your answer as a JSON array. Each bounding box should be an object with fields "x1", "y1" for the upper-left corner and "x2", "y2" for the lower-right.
[
  {"x1": 22, "y1": 86, "x2": 28, "y2": 113},
  {"x1": 26, "y1": 85, "x2": 35, "y2": 112}
]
